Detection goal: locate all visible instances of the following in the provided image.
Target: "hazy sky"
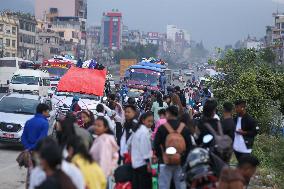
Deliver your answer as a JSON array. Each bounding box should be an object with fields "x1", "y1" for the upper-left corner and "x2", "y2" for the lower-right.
[{"x1": 1, "y1": 0, "x2": 284, "y2": 48}]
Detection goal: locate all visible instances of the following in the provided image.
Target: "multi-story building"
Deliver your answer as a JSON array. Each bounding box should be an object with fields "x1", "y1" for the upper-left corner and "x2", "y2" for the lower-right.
[
  {"x1": 101, "y1": 10, "x2": 122, "y2": 50},
  {"x1": 264, "y1": 13, "x2": 284, "y2": 64},
  {"x1": 86, "y1": 26, "x2": 101, "y2": 59},
  {"x1": 35, "y1": 0, "x2": 87, "y2": 24},
  {"x1": 35, "y1": 25, "x2": 60, "y2": 61},
  {"x1": 51, "y1": 16, "x2": 81, "y2": 57},
  {"x1": 12, "y1": 12, "x2": 37, "y2": 60},
  {"x1": 35, "y1": 0, "x2": 87, "y2": 58},
  {"x1": 166, "y1": 24, "x2": 190, "y2": 45},
  {"x1": 0, "y1": 12, "x2": 18, "y2": 57}
]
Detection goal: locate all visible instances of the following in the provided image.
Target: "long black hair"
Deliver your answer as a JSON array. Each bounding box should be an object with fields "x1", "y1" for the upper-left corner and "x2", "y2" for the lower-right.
[
  {"x1": 96, "y1": 116, "x2": 114, "y2": 135},
  {"x1": 57, "y1": 113, "x2": 76, "y2": 147},
  {"x1": 81, "y1": 110, "x2": 95, "y2": 128},
  {"x1": 156, "y1": 92, "x2": 164, "y2": 107},
  {"x1": 138, "y1": 111, "x2": 154, "y2": 125},
  {"x1": 66, "y1": 136, "x2": 93, "y2": 163}
]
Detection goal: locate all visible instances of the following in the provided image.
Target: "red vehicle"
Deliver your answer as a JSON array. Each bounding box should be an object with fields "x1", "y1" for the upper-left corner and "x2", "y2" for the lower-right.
[{"x1": 42, "y1": 57, "x2": 74, "y2": 86}]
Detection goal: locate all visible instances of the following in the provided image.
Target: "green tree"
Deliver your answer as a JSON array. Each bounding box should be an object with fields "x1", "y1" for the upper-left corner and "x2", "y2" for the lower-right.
[{"x1": 211, "y1": 48, "x2": 284, "y2": 134}]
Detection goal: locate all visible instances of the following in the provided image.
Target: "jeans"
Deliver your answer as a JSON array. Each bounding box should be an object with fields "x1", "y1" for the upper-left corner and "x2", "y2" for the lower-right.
[{"x1": 158, "y1": 164, "x2": 186, "y2": 189}]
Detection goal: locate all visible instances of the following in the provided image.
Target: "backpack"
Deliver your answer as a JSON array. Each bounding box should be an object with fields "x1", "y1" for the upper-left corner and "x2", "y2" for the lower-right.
[
  {"x1": 162, "y1": 122, "x2": 186, "y2": 165},
  {"x1": 204, "y1": 121, "x2": 233, "y2": 162}
]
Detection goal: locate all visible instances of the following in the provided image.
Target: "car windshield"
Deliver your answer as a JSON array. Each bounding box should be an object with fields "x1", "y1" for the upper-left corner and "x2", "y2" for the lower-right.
[
  {"x1": 130, "y1": 72, "x2": 159, "y2": 86},
  {"x1": 43, "y1": 67, "x2": 68, "y2": 77},
  {"x1": 127, "y1": 91, "x2": 142, "y2": 98},
  {"x1": 55, "y1": 92, "x2": 100, "y2": 101},
  {"x1": 11, "y1": 76, "x2": 39, "y2": 85},
  {"x1": 0, "y1": 97, "x2": 39, "y2": 114}
]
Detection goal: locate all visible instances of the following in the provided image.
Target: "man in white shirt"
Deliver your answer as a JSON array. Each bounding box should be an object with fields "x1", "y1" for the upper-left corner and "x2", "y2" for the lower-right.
[{"x1": 233, "y1": 100, "x2": 258, "y2": 162}]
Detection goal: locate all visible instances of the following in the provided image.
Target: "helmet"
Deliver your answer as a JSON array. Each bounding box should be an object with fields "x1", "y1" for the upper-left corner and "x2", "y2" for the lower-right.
[
  {"x1": 73, "y1": 96, "x2": 79, "y2": 101},
  {"x1": 187, "y1": 148, "x2": 210, "y2": 168}
]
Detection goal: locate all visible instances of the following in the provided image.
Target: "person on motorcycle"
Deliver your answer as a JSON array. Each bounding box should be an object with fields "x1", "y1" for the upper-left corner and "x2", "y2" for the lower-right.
[{"x1": 70, "y1": 96, "x2": 81, "y2": 113}]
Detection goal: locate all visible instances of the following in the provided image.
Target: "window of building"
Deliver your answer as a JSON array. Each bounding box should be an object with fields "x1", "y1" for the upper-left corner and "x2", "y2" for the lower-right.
[
  {"x1": 58, "y1": 32, "x2": 64, "y2": 37},
  {"x1": 72, "y1": 31, "x2": 78, "y2": 38},
  {"x1": 46, "y1": 38, "x2": 50, "y2": 43},
  {"x1": 20, "y1": 22, "x2": 24, "y2": 30},
  {"x1": 5, "y1": 52, "x2": 10, "y2": 57},
  {"x1": 6, "y1": 39, "x2": 10, "y2": 47},
  {"x1": 12, "y1": 53, "x2": 15, "y2": 57},
  {"x1": 0, "y1": 24, "x2": 3, "y2": 32},
  {"x1": 6, "y1": 28, "x2": 11, "y2": 34},
  {"x1": 12, "y1": 27, "x2": 16, "y2": 35},
  {"x1": 50, "y1": 47, "x2": 58, "y2": 54},
  {"x1": 12, "y1": 40, "x2": 16, "y2": 48}
]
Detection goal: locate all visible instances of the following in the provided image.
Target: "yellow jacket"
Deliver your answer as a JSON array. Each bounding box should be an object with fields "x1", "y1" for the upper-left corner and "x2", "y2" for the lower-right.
[{"x1": 72, "y1": 154, "x2": 106, "y2": 189}]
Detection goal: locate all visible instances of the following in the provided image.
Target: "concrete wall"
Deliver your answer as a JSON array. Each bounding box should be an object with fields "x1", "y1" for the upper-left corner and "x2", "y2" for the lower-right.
[{"x1": 35, "y1": 0, "x2": 76, "y2": 20}]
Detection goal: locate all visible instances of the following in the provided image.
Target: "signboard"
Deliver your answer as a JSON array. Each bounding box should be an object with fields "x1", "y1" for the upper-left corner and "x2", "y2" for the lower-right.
[{"x1": 120, "y1": 59, "x2": 137, "y2": 78}]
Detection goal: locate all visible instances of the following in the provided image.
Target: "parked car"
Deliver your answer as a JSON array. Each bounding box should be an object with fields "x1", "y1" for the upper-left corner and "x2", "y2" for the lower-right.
[{"x1": 0, "y1": 93, "x2": 56, "y2": 144}]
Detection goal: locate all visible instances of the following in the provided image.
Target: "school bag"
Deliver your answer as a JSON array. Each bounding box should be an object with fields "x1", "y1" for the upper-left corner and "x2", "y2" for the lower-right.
[
  {"x1": 204, "y1": 121, "x2": 233, "y2": 162},
  {"x1": 162, "y1": 122, "x2": 186, "y2": 165}
]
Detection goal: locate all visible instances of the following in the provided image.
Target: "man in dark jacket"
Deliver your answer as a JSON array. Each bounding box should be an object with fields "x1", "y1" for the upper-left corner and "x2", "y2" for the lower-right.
[
  {"x1": 174, "y1": 86, "x2": 187, "y2": 107},
  {"x1": 222, "y1": 102, "x2": 235, "y2": 140},
  {"x1": 154, "y1": 106, "x2": 192, "y2": 189},
  {"x1": 233, "y1": 100, "x2": 258, "y2": 162}
]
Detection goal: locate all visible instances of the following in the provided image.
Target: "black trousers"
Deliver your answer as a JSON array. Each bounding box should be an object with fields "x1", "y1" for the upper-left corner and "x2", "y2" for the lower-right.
[
  {"x1": 234, "y1": 150, "x2": 250, "y2": 163},
  {"x1": 132, "y1": 165, "x2": 152, "y2": 189}
]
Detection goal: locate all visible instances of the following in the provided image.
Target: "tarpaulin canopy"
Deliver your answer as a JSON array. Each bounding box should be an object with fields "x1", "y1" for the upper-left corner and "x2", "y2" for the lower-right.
[{"x1": 57, "y1": 67, "x2": 107, "y2": 96}]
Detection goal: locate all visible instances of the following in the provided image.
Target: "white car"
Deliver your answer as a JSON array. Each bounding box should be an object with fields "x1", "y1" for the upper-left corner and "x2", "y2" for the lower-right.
[
  {"x1": 0, "y1": 93, "x2": 56, "y2": 144},
  {"x1": 52, "y1": 92, "x2": 102, "y2": 113}
]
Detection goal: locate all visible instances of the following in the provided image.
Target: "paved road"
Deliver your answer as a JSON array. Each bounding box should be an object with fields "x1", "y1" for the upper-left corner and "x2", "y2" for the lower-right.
[
  {"x1": 0, "y1": 144, "x2": 26, "y2": 189},
  {"x1": 0, "y1": 93, "x2": 26, "y2": 188}
]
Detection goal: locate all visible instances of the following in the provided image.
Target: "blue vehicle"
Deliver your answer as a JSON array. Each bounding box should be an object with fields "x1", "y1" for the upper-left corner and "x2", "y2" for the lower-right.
[{"x1": 125, "y1": 59, "x2": 171, "y2": 91}]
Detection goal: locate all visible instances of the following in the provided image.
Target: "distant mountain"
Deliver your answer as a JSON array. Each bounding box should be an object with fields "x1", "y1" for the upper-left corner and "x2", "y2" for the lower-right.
[{"x1": 0, "y1": 0, "x2": 34, "y2": 13}]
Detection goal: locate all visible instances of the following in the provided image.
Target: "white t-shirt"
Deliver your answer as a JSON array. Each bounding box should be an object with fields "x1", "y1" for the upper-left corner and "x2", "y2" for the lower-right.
[
  {"x1": 131, "y1": 125, "x2": 152, "y2": 169},
  {"x1": 29, "y1": 161, "x2": 85, "y2": 189},
  {"x1": 233, "y1": 117, "x2": 252, "y2": 153}
]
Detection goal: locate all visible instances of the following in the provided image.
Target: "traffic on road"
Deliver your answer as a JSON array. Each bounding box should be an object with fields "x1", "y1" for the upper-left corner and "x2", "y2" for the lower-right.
[{"x1": 0, "y1": 56, "x2": 263, "y2": 189}]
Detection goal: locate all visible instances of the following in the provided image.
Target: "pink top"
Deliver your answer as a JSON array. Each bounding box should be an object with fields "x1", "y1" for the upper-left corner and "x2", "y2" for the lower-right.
[
  {"x1": 152, "y1": 118, "x2": 167, "y2": 140},
  {"x1": 90, "y1": 134, "x2": 119, "y2": 177}
]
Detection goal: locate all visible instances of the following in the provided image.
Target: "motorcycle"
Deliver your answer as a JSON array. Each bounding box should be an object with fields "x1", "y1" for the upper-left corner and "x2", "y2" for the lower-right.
[{"x1": 182, "y1": 134, "x2": 227, "y2": 189}]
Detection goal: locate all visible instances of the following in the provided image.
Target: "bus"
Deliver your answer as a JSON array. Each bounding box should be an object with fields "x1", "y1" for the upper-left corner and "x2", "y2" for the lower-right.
[{"x1": 0, "y1": 57, "x2": 34, "y2": 91}]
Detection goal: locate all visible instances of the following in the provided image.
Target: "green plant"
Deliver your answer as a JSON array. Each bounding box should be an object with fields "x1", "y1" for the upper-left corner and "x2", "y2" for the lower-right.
[
  {"x1": 253, "y1": 135, "x2": 284, "y2": 188},
  {"x1": 210, "y1": 48, "x2": 284, "y2": 134}
]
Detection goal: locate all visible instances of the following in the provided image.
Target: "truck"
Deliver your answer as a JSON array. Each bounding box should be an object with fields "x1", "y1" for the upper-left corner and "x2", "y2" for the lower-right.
[
  {"x1": 120, "y1": 59, "x2": 137, "y2": 78},
  {"x1": 42, "y1": 56, "x2": 74, "y2": 87},
  {"x1": 125, "y1": 58, "x2": 171, "y2": 91}
]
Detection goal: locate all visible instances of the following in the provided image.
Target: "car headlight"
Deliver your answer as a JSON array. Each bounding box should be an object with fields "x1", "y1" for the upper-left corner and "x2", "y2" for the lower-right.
[{"x1": 33, "y1": 90, "x2": 39, "y2": 95}]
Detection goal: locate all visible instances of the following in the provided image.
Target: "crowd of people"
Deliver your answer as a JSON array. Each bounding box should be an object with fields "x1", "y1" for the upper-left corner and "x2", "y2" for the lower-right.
[{"x1": 19, "y1": 81, "x2": 260, "y2": 189}]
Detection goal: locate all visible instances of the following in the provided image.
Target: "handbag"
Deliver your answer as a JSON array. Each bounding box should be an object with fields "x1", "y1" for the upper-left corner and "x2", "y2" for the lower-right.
[{"x1": 16, "y1": 151, "x2": 32, "y2": 168}]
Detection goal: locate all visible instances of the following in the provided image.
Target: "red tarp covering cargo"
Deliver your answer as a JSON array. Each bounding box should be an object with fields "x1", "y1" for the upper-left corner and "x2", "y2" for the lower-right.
[{"x1": 57, "y1": 67, "x2": 107, "y2": 96}]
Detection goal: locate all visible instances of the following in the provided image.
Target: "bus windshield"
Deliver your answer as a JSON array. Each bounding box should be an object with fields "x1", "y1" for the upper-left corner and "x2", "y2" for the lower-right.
[
  {"x1": 0, "y1": 60, "x2": 16, "y2": 67},
  {"x1": 130, "y1": 72, "x2": 159, "y2": 86},
  {"x1": 43, "y1": 67, "x2": 68, "y2": 77}
]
